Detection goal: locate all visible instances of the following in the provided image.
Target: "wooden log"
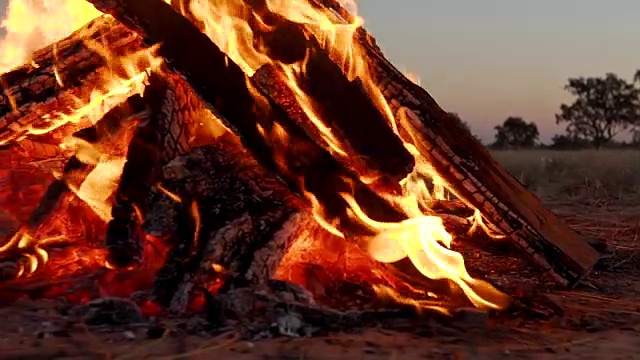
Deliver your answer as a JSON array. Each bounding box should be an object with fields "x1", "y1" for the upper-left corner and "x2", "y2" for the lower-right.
[
  {"x1": 0, "y1": 15, "x2": 147, "y2": 145},
  {"x1": 104, "y1": 68, "x2": 215, "y2": 268},
  {"x1": 146, "y1": 140, "x2": 328, "y2": 312},
  {"x1": 93, "y1": 67, "x2": 321, "y2": 310},
  {"x1": 299, "y1": 0, "x2": 600, "y2": 286},
  {"x1": 240, "y1": 0, "x2": 414, "y2": 181}
]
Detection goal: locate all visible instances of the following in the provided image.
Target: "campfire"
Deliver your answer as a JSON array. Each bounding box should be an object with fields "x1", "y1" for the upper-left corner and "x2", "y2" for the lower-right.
[{"x1": 0, "y1": 0, "x2": 600, "y2": 334}]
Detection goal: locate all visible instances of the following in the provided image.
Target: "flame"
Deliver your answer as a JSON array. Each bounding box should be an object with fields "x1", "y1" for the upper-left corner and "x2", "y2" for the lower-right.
[
  {"x1": 179, "y1": 0, "x2": 509, "y2": 310},
  {"x1": 1, "y1": 45, "x2": 163, "y2": 146},
  {"x1": 0, "y1": 228, "x2": 66, "y2": 277},
  {"x1": 0, "y1": 0, "x2": 101, "y2": 73},
  {"x1": 0, "y1": 1, "x2": 163, "y2": 280},
  {"x1": 468, "y1": 209, "x2": 506, "y2": 240}
]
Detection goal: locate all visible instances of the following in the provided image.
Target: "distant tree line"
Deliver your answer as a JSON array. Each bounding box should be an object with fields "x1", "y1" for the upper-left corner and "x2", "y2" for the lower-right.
[{"x1": 452, "y1": 70, "x2": 640, "y2": 150}]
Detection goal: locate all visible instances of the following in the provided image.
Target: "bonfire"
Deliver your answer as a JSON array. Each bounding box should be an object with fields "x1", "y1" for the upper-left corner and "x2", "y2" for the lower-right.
[{"x1": 0, "y1": 0, "x2": 603, "y2": 342}]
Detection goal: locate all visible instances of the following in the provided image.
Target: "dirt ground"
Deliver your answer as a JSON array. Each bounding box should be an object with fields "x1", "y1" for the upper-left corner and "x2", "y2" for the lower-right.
[{"x1": 0, "y1": 202, "x2": 639, "y2": 360}]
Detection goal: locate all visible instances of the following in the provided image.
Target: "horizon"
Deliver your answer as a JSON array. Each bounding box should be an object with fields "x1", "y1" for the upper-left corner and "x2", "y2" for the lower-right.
[{"x1": 1, "y1": 0, "x2": 639, "y2": 143}]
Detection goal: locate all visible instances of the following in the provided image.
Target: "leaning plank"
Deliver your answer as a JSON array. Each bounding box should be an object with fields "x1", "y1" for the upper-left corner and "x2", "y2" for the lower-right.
[
  {"x1": 306, "y1": 0, "x2": 600, "y2": 286},
  {"x1": 237, "y1": 0, "x2": 414, "y2": 181},
  {"x1": 0, "y1": 15, "x2": 147, "y2": 145}
]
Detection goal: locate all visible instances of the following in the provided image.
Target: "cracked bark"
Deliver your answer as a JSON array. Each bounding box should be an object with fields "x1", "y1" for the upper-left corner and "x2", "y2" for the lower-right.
[{"x1": 0, "y1": 16, "x2": 147, "y2": 145}]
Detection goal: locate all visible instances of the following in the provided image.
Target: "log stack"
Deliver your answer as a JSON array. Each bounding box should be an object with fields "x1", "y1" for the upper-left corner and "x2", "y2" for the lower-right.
[{"x1": 0, "y1": 0, "x2": 601, "y2": 313}]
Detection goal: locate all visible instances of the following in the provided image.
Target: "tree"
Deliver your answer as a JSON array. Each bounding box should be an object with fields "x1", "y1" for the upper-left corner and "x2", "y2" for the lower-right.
[
  {"x1": 492, "y1": 116, "x2": 539, "y2": 149},
  {"x1": 549, "y1": 134, "x2": 589, "y2": 150},
  {"x1": 555, "y1": 73, "x2": 640, "y2": 149},
  {"x1": 632, "y1": 130, "x2": 640, "y2": 148}
]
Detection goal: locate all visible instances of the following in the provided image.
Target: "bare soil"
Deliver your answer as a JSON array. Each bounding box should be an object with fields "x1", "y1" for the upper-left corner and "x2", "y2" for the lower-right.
[{"x1": 0, "y1": 202, "x2": 638, "y2": 360}]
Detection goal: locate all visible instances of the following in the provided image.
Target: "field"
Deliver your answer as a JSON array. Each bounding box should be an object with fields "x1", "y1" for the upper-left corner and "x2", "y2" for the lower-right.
[
  {"x1": 492, "y1": 149, "x2": 640, "y2": 205},
  {"x1": 1, "y1": 150, "x2": 640, "y2": 359}
]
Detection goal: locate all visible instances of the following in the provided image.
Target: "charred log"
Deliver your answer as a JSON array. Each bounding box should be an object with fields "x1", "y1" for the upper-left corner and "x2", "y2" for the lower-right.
[
  {"x1": 0, "y1": 16, "x2": 147, "y2": 145},
  {"x1": 105, "y1": 68, "x2": 215, "y2": 268},
  {"x1": 241, "y1": 0, "x2": 414, "y2": 181},
  {"x1": 146, "y1": 141, "x2": 328, "y2": 312},
  {"x1": 81, "y1": 0, "x2": 410, "y2": 237},
  {"x1": 297, "y1": 0, "x2": 600, "y2": 286}
]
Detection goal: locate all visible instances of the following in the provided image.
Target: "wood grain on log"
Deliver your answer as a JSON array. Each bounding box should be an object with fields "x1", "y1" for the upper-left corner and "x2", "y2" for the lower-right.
[
  {"x1": 305, "y1": 0, "x2": 599, "y2": 286},
  {"x1": 146, "y1": 140, "x2": 327, "y2": 312},
  {"x1": 240, "y1": 0, "x2": 414, "y2": 181},
  {"x1": 106, "y1": 68, "x2": 323, "y2": 311},
  {"x1": 0, "y1": 15, "x2": 146, "y2": 145},
  {"x1": 105, "y1": 68, "x2": 215, "y2": 268}
]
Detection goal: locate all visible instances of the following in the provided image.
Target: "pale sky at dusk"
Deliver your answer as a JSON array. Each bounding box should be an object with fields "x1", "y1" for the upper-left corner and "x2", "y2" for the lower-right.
[
  {"x1": 1, "y1": 0, "x2": 639, "y2": 143},
  {"x1": 356, "y1": 0, "x2": 640, "y2": 142}
]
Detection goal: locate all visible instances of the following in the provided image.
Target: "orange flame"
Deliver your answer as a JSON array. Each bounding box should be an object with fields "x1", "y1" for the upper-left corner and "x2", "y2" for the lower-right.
[
  {"x1": 0, "y1": 0, "x2": 101, "y2": 73},
  {"x1": 0, "y1": 2, "x2": 165, "y2": 279},
  {"x1": 179, "y1": 0, "x2": 509, "y2": 310}
]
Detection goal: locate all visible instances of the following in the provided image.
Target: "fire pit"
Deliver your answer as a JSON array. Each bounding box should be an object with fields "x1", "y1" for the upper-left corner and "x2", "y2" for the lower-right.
[{"x1": 0, "y1": 0, "x2": 607, "y2": 345}]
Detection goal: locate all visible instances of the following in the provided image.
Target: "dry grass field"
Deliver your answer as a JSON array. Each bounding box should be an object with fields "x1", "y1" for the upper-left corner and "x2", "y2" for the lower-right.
[{"x1": 492, "y1": 149, "x2": 640, "y2": 206}]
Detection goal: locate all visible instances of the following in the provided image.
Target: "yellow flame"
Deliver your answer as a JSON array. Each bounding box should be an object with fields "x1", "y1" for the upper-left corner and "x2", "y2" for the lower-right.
[
  {"x1": 0, "y1": 0, "x2": 101, "y2": 73},
  {"x1": 60, "y1": 137, "x2": 127, "y2": 222},
  {"x1": 177, "y1": 0, "x2": 509, "y2": 310},
  {"x1": 4, "y1": 46, "x2": 162, "y2": 145},
  {"x1": 468, "y1": 209, "x2": 506, "y2": 239},
  {"x1": 190, "y1": 200, "x2": 201, "y2": 248},
  {"x1": 0, "y1": 228, "x2": 66, "y2": 278}
]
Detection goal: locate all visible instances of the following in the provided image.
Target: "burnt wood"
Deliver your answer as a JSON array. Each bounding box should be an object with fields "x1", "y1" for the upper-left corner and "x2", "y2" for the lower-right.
[
  {"x1": 306, "y1": 0, "x2": 599, "y2": 286},
  {"x1": 240, "y1": 0, "x2": 414, "y2": 181},
  {"x1": 0, "y1": 16, "x2": 147, "y2": 145},
  {"x1": 104, "y1": 68, "x2": 213, "y2": 268},
  {"x1": 146, "y1": 139, "x2": 326, "y2": 312},
  {"x1": 127, "y1": 70, "x2": 323, "y2": 311}
]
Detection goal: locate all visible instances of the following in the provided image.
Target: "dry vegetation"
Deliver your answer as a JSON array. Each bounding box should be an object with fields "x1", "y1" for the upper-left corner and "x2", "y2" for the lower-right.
[{"x1": 493, "y1": 149, "x2": 640, "y2": 205}]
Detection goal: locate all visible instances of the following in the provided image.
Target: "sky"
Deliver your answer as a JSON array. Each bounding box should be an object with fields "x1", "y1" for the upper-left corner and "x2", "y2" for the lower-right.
[
  {"x1": 1, "y1": 0, "x2": 639, "y2": 143},
  {"x1": 356, "y1": 0, "x2": 640, "y2": 142}
]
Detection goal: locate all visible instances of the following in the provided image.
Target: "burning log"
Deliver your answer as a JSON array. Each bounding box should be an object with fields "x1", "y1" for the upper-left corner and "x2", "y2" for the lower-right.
[
  {"x1": 278, "y1": 0, "x2": 601, "y2": 286},
  {"x1": 146, "y1": 141, "x2": 325, "y2": 312},
  {"x1": 80, "y1": 0, "x2": 413, "y2": 238},
  {"x1": 243, "y1": 0, "x2": 414, "y2": 180},
  {"x1": 0, "y1": 15, "x2": 149, "y2": 145}
]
